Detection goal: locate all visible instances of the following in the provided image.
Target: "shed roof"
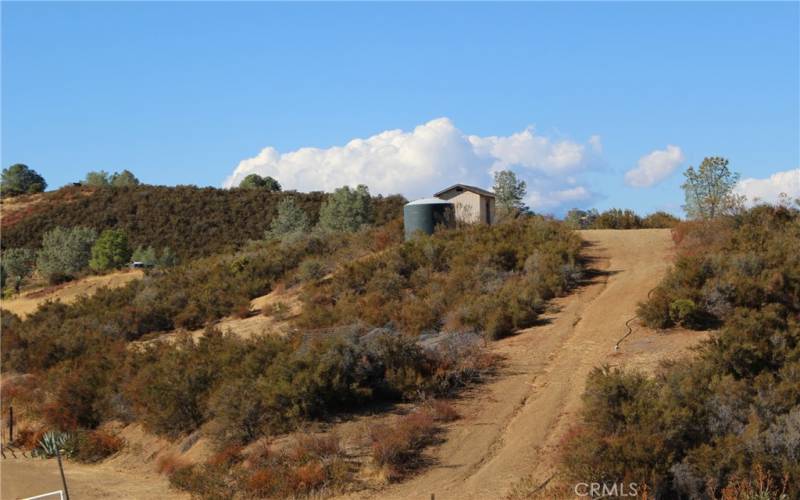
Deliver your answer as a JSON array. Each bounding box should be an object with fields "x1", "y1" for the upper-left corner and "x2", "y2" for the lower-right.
[
  {"x1": 405, "y1": 197, "x2": 453, "y2": 206},
  {"x1": 434, "y1": 184, "x2": 495, "y2": 198}
]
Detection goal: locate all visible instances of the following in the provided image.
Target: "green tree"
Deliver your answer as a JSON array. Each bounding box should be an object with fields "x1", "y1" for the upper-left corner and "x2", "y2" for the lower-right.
[
  {"x1": 493, "y1": 170, "x2": 527, "y2": 217},
  {"x1": 265, "y1": 197, "x2": 310, "y2": 239},
  {"x1": 84, "y1": 170, "x2": 111, "y2": 187},
  {"x1": 110, "y1": 170, "x2": 140, "y2": 187},
  {"x1": 2, "y1": 248, "x2": 36, "y2": 288},
  {"x1": 89, "y1": 229, "x2": 132, "y2": 271},
  {"x1": 36, "y1": 226, "x2": 98, "y2": 283},
  {"x1": 1, "y1": 164, "x2": 47, "y2": 196},
  {"x1": 239, "y1": 174, "x2": 281, "y2": 192},
  {"x1": 317, "y1": 185, "x2": 373, "y2": 232},
  {"x1": 681, "y1": 157, "x2": 743, "y2": 219}
]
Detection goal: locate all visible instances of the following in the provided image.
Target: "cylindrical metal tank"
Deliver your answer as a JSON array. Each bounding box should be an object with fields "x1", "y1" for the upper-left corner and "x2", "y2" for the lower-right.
[{"x1": 403, "y1": 197, "x2": 455, "y2": 240}]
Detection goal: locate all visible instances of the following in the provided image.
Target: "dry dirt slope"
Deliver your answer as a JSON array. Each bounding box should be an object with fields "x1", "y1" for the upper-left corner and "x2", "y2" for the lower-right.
[
  {"x1": 351, "y1": 228, "x2": 703, "y2": 500},
  {"x1": 0, "y1": 270, "x2": 144, "y2": 318},
  {"x1": 1, "y1": 229, "x2": 700, "y2": 500}
]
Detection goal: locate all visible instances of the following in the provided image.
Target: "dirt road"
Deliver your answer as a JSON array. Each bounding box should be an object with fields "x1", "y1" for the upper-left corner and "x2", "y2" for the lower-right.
[
  {"x1": 357, "y1": 229, "x2": 702, "y2": 500},
  {"x1": 0, "y1": 455, "x2": 187, "y2": 500}
]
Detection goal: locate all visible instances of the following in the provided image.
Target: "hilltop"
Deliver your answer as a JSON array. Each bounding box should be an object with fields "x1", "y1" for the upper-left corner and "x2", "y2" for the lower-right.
[{"x1": 1, "y1": 185, "x2": 405, "y2": 260}]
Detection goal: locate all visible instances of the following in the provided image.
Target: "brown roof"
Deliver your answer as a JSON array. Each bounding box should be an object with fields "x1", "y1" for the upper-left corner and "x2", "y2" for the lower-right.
[{"x1": 434, "y1": 184, "x2": 495, "y2": 198}]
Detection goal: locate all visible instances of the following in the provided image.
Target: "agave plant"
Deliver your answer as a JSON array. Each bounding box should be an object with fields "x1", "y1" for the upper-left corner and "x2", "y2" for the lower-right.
[{"x1": 35, "y1": 431, "x2": 75, "y2": 458}]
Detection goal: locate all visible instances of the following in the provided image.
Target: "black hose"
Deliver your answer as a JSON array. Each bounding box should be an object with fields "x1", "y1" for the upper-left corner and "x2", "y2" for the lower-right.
[{"x1": 614, "y1": 286, "x2": 657, "y2": 351}]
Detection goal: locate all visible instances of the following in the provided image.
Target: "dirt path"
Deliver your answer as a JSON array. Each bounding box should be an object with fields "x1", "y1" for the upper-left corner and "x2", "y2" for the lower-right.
[
  {"x1": 354, "y1": 228, "x2": 702, "y2": 500},
  {"x1": 1, "y1": 270, "x2": 143, "y2": 318},
  {"x1": 0, "y1": 455, "x2": 188, "y2": 500}
]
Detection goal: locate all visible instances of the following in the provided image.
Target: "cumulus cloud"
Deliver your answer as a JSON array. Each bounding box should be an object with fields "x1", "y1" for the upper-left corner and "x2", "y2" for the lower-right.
[
  {"x1": 523, "y1": 175, "x2": 601, "y2": 211},
  {"x1": 624, "y1": 145, "x2": 685, "y2": 188},
  {"x1": 224, "y1": 117, "x2": 601, "y2": 211},
  {"x1": 735, "y1": 168, "x2": 800, "y2": 205}
]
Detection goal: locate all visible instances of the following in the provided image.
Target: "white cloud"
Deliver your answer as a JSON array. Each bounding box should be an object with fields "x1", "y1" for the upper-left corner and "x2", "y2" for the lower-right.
[
  {"x1": 735, "y1": 168, "x2": 800, "y2": 205},
  {"x1": 527, "y1": 185, "x2": 597, "y2": 211},
  {"x1": 624, "y1": 145, "x2": 684, "y2": 188},
  {"x1": 224, "y1": 117, "x2": 600, "y2": 211}
]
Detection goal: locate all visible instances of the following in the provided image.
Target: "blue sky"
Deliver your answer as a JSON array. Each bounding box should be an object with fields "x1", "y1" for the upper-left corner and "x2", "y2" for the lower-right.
[{"x1": 2, "y1": 2, "x2": 798, "y2": 215}]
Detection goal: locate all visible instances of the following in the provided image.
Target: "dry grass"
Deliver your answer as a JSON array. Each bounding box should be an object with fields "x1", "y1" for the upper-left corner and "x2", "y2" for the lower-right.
[
  {"x1": 369, "y1": 409, "x2": 439, "y2": 479},
  {"x1": 426, "y1": 400, "x2": 460, "y2": 422},
  {"x1": 155, "y1": 453, "x2": 190, "y2": 476},
  {"x1": 1, "y1": 269, "x2": 143, "y2": 318},
  {"x1": 716, "y1": 464, "x2": 789, "y2": 500}
]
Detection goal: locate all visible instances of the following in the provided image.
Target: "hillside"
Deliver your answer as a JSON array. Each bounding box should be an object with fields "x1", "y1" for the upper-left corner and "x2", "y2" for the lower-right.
[
  {"x1": 9, "y1": 206, "x2": 789, "y2": 499},
  {"x1": 1, "y1": 216, "x2": 585, "y2": 499},
  {"x1": 0, "y1": 185, "x2": 406, "y2": 259},
  {"x1": 1, "y1": 228, "x2": 698, "y2": 500},
  {"x1": 361, "y1": 229, "x2": 706, "y2": 499}
]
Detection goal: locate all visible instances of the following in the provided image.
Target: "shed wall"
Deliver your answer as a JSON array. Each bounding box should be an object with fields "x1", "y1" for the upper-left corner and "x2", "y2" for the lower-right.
[{"x1": 438, "y1": 190, "x2": 494, "y2": 224}]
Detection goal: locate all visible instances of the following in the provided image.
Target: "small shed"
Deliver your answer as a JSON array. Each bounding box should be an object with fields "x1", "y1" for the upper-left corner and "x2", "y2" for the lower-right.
[
  {"x1": 434, "y1": 184, "x2": 495, "y2": 225},
  {"x1": 403, "y1": 197, "x2": 455, "y2": 240}
]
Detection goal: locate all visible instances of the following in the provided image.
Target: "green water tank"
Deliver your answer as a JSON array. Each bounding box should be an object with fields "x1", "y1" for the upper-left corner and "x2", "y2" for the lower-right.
[{"x1": 403, "y1": 197, "x2": 455, "y2": 240}]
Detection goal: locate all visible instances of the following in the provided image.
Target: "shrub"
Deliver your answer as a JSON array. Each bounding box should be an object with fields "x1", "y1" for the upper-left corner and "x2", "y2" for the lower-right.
[
  {"x1": 207, "y1": 444, "x2": 243, "y2": 467},
  {"x1": 369, "y1": 409, "x2": 438, "y2": 477},
  {"x1": 297, "y1": 258, "x2": 327, "y2": 283},
  {"x1": 483, "y1": 309, "x2": 515, "y2": 341},
  {"x1": 126, "y1": 334, "x2": 228, "y2": 437},
  {"x1": 232, "y1": 301, "x2": 253, "y2": 319},
  {"x1": 156, "y1": 453, "x2": 190, "y2": 476},
  {"x1": 264, "y1": 301, "x2": 290, "y2": 320},
  {"x1": 1, "y1": 247, "x2": 35, "y2": 289},
  {"x1": 13, "y1": 427, "x2": 46, "y2": 450},
  {"x1": 668, "y1": 298, "x2": 700, "y2": 328},
  {"x1": 643, "y1": 211, "x2": 680, "y2": 228},
  {"x1": 42, "y1": 352, "x2": 124, "y2": 430},
  {"x1": 593, "y1": 208, "x2": 642, "y2": 229},
  {"x1": 36, "y1": 226, "x2": 97, "y2": 283},
  {"x1": 264, "y1": 196, "x2": 309, "y2": 239},
  {"x1": 298, "y1": 216, "x2": 582, "y2": 341},
  {"x1": 427, "y1": 400, "x2": 460, "y2": 422},
  {"x1": 318, "y1": 185, "x2": 373, "y2": 232},
  {"x1": 89, "y1": 229, "x2": 132, "y2": 271},
  {"x1": 171, "y1": 433, "x2": 350, "y2": 499},
  {"x1": 84, "y1": 170, "x2": 111, "y2": 187},
  {"x1": 637, "y1": 289, "x2": 673, "y2": 329},
  {"x1": 73, "y1": 430, "x2": 125, "y2": 463}
]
